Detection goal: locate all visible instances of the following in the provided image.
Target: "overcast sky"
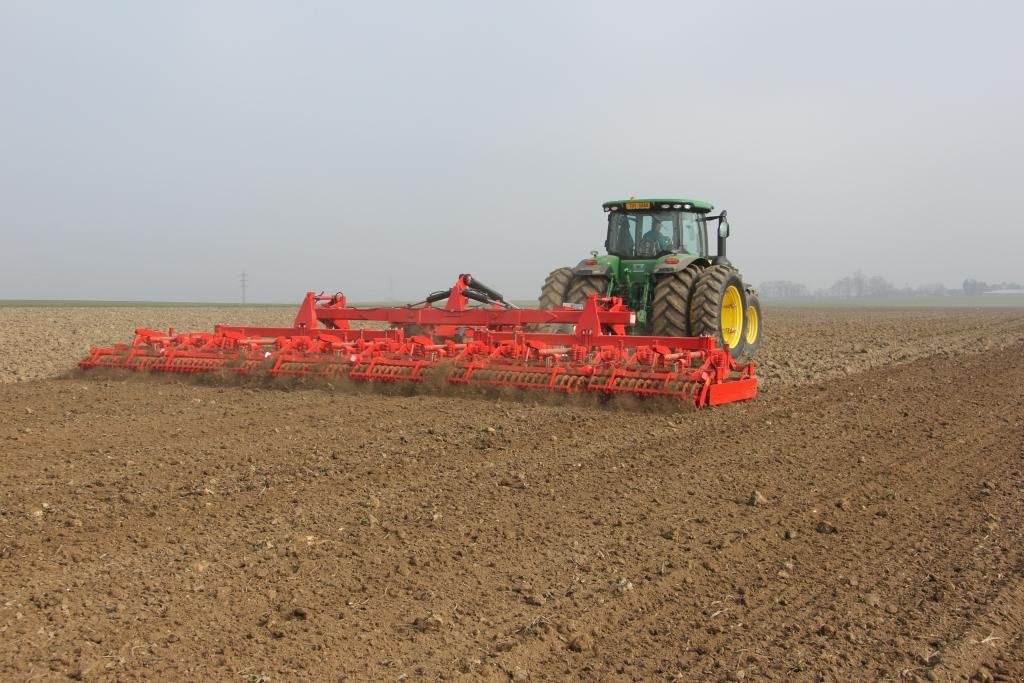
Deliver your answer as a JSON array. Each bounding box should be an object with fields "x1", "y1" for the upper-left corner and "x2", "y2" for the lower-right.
[{"x1": 2, "y1": 1, "x2": 1022, "y2": 302}]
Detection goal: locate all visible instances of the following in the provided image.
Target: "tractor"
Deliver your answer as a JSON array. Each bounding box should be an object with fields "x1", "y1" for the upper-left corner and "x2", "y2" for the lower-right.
[{"x1": 537, "y1": 198, "x2": 762, "y2": 361}]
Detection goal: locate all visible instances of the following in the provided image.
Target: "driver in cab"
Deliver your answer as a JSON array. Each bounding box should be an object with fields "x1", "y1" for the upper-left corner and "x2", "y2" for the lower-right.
[{"x1": 640, "y1": 220, "x2": 673, "y2": 253}]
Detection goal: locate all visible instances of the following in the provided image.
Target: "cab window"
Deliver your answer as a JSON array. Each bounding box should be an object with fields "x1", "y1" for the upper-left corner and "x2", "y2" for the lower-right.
[
  {"x1": 680, "y1": 213, "x2": 705, "y2": 255},
  {"x1": 606, "y1": 210, "x2": 706, "y2": 257}
]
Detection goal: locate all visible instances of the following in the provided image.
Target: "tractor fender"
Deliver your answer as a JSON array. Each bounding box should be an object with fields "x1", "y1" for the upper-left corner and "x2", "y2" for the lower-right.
[
  {"x1": 652, "y1": 255, "x2": 710, "y2": 277},
  {"x1": 572, "y1": 259, "x2": 613, "y2": 277}
]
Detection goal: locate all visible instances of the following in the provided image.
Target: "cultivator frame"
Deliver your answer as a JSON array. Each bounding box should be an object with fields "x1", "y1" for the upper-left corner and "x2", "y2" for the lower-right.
[{"x1": 78, "y1": 274, "x2": 757, "y2": 407}]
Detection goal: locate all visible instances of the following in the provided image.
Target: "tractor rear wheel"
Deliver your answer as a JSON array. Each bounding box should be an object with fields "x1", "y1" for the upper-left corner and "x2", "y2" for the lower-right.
[
  {"x1": 736, "y1": 288, "x2": 762, "y2": 362},
  {"x1": 650, "y1": 264, "x2": 704, "y2": 337},
  {"x1": 537, "y1": 267, "x2": 573, "y2": 310},
  {"x1": 689, "y1": 265, "x2": 748, "y2": 357},
  {"x1": 565, "y1": 274, "x2": 608, "y2": 304},
  {"x1": 563, "y1": 275, "x2": 609, "y2": 332},
  {"x1": 531, "y1": 267, "x2": 574, "y2": 332}
]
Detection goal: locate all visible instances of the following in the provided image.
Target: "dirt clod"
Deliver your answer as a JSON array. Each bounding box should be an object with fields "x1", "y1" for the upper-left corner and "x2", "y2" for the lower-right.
[
  {"x1": 569, "y1": 633, "x2": 593, "y2": 652},
  {"x1": 412, "y1": 613, "x2": 444, "y2": 632},
  {"x1": 523, "y1": 593, "x2": 546, "y2": 606}
]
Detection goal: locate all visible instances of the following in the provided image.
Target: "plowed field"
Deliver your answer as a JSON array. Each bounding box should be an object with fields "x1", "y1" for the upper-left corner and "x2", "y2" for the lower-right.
[{"x1": 1, "y1": 306, "x2": 1023, "y2": 681}]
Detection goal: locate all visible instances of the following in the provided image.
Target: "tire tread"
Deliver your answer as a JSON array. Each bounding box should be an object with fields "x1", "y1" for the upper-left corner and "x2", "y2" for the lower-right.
[{"x1": 650, "y1": 264, "x2": 704, "y2": 336}]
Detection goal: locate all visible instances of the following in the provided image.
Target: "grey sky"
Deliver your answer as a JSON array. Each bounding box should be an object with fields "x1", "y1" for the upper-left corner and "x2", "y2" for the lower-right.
[{"x1": 2, "y1": 1, "x2": 1022, "y2": 302}]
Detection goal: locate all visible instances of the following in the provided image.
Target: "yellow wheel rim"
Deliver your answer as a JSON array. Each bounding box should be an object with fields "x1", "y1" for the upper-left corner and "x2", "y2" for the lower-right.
[
  {"x1": 745, "y1": 302, "x2": 759, "y2": 345},
  {"x1": 720, "y1": 285, "x2": 743, "y2": 349}
]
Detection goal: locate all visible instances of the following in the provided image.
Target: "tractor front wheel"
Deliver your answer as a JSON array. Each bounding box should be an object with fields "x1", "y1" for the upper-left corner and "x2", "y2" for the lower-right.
[
  {"x1": 689, "y1": 265, "x2": 748, "y2": 358},
  {"x1": 650, "y1": 264, "x2": 705, "y2": 337}
]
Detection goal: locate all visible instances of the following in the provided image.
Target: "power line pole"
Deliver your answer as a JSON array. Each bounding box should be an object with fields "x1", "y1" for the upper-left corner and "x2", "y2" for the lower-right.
[{"x1": 240, "y1": 270, "x2": 247, "y2": 304}]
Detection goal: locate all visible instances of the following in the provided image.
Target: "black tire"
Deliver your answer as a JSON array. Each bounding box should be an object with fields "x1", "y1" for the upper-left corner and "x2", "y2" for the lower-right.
[
  {"x1": 531, "y1": 267, "x2": 574, "y2": 332},
  {"x1": 650, "y1": 264, "x2": 704, "y2": 337},
  {"x1": 537, "y1": 267, "x2": 573, "y2": 310},
  {"x1": 561, "y1": 275, "x2": 609, "y2": 333},
  {"x1": 402, "y1": 324, "x2": 430, "y2": 339},
  {"x1": 737, "y1": 288, "x2": 763, "y2": 362},
  {"x1": 689, "y1": 265, "x2": 748, "y2": 357},
  {"x1": 565, "y1": 275, "x2": 608, "y2": 305}
]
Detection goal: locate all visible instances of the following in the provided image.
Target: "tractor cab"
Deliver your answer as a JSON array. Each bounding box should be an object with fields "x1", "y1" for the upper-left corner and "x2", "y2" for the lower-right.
[
  {"x1": 603, "y1": 199, "x2": 713, "y2": 259},
  {"x1": 536, "y1": 196, "x2": 759, "y2": 361}
]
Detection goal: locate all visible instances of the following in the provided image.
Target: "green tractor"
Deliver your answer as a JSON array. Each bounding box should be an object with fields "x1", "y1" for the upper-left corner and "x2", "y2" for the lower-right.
[{"x1": 538, "y1": 198, "x2": 762, "y2": 361}]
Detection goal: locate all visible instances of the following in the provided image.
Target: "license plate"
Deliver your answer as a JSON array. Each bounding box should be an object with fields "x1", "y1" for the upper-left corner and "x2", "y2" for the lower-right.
[{"x1": 625, "y1": 201, "x2": 651, "y2": 210}]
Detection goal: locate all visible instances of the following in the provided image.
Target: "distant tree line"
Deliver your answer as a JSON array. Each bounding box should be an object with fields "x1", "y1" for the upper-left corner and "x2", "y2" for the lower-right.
[
  {"x1": 759, "y1": 272, "x2": 1022, "y2": 299},
  {"x1": 962, "y1": 279, "x2": 1023, "y2": 295}
]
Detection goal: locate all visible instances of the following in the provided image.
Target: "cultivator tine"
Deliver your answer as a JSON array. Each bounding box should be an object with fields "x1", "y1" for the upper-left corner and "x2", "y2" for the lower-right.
[{"x1": 78, "y1": 273, "x2": 757, "y2": 407}]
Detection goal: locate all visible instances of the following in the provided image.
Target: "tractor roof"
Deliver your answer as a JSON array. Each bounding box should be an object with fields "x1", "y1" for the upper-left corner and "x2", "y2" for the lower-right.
[{"x1": 602, "y1": 198, "x2": 714, "y2": 213}]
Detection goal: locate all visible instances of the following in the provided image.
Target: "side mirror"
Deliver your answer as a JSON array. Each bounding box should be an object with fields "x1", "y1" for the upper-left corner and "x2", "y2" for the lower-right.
[{"x1": 718, "y1": 220, "x2": 730, "y2": 239}]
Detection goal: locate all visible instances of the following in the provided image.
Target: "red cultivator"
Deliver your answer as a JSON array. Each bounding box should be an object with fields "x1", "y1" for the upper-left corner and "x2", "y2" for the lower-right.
[{"x1": 78, "y1": 274, "x2": 757, "y2": 407}]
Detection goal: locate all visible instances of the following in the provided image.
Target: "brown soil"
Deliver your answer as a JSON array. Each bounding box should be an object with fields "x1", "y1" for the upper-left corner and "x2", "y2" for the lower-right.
[{"x1": 1, "y1": 306, "x2": 1023, "y2": 681}]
